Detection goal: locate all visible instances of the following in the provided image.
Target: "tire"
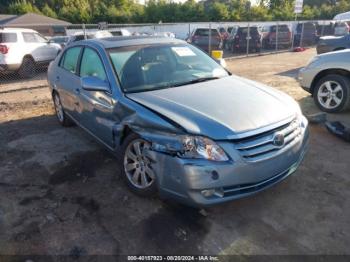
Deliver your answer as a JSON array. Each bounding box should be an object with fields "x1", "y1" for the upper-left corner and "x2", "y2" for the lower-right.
[
  {"x1": 52, "y1": 92, "x2": 74, "y2": 127},
  {"x1": 313, "y1": 74, "x2": 350, "y2": 113},
  {"x1": 120, "y1": 133, "x2": 157, "y2": 197},
  {"x1": 18, "y1": 56, "x2": 36, "y2": 78}
]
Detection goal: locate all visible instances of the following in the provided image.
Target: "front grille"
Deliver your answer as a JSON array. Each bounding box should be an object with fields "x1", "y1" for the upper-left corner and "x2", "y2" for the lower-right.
[{"x1": 234, "y1": 119, "x2": 302, "y2": 162}]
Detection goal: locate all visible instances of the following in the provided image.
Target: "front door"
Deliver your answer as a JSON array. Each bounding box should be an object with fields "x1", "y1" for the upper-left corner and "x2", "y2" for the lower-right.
[{"x1": 77, "y1": 47, "x2": 115, "y2": 148}]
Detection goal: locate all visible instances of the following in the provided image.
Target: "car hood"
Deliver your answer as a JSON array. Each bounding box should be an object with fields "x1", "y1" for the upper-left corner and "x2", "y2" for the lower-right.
[{"x1": 127, "y1": 76, "x2": 298, "y2": 140}]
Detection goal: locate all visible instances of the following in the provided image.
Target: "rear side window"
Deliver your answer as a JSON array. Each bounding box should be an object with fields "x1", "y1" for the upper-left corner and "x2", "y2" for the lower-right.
[
  {"x1": 0, "y1": 33, "x2": 17, "y2": 43},
  {"x1": 60, "y1": 47, "x2": 82, "y2": 73},
  {"x1": 194, "y1": 29, "x2": 219, "y2": 37},
  {"x1": 80, "y1": 48, "x2": 107, "y2": 81}
]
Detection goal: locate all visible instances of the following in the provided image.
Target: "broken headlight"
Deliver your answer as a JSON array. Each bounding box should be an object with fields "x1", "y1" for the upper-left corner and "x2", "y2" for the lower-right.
[{"x1": 152, "y1": 136, "x2": 229, "y2": 162}]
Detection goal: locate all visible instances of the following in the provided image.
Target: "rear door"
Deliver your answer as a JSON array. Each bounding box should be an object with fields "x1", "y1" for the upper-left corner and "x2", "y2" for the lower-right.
[
  {"x1": 54, "y1": 46, "x2": 83, "y2": 120},
  {"x1": 77, "y1": 47, "x2": 114, "y2": 147}
]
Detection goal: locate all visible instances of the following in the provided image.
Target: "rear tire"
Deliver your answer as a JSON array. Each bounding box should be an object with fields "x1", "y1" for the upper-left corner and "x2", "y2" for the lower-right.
[
  {"x1": 18, "y1": 56, "x2": 36, "y2": 78},
  {"x1": 313, "y1": 74, "x2": 350, "y2": 113},
  {"x1": 52, "y1": 92, "x2": 74, "y2": 127}
]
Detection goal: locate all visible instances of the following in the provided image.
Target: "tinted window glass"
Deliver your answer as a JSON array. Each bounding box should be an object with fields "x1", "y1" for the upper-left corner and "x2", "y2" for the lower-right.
[
  {"x1": 61, "y1": 47, "x2": 81, "y2": 73},
  {"x1": 80, "y1": 48, "x2": 107, "y2": 81},
  {"x1": 0, "y1": 33, "x2": 17, "y2": 43},
  {"x1": 194, "y1": 29, "x2": 219, "y2": 37}
]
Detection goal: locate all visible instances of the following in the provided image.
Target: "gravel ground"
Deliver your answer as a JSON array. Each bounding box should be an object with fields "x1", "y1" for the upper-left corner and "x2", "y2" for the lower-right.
[{"x1": 0, "y1": 49, "x2": 349, "y2": 257}]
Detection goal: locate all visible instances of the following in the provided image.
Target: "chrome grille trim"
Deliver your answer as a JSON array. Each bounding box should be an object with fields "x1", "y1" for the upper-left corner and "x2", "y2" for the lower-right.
[{"x1": 233, "y1": 119, "x2": 302, "y2": 162}]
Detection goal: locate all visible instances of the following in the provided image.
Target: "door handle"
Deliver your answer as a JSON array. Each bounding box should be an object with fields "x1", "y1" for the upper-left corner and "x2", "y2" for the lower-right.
[{"x1": 75, "y1": 88, "x2": 80, "y2": 94}]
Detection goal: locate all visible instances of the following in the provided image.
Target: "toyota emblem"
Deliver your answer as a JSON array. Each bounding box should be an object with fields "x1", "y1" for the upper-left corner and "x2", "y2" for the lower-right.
[{"x1": 273, "y1": 132, "x2": 285, "y2": 147}]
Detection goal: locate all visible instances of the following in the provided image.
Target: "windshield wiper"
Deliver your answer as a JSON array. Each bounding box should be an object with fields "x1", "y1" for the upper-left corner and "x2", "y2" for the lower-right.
[{"x1": 172, "y1": 77, "x2": 220, "y2": 87}]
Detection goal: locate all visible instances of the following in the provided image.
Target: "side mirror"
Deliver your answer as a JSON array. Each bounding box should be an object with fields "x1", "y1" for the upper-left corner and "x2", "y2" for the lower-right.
[{"x1": 81, "y1": 76, "x2": 110, "y2": 92}]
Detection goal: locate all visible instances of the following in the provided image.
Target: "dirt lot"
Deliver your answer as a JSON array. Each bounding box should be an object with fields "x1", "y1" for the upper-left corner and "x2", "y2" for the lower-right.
[{"x1": 0, "y1": 49, "x2": 349, "y2": 257}]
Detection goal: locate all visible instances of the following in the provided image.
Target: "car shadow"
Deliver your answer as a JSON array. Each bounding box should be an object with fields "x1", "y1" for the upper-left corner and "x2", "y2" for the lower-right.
[{"x1": 275, "y1": 67, "x2": 303, "y2": 78}]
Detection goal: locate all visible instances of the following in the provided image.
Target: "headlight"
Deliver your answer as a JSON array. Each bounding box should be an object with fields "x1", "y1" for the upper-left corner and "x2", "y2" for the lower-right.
[
  {"x1": 181, "y1": 136, "x2": 229, "y2": 161},
  {"x1": 151, "y1": 135, "x2": 229, "y2": 162}
]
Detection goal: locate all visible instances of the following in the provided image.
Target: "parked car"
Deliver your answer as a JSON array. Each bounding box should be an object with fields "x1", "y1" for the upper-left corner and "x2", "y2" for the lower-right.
[
  {"x1": 49, "y1": 36, "x2": 70, "y2": 48},
  {"x1": 261, "y1": 24, "x2": 291, "y2": 49},
  {"x1": 187, "y1": 28, "x2": 222, "y2": 52},
  {"x1": 316, "y1": 22, "x2": 335, "y2": 37},
  {"x1": 48, "y1": 36, "x2": 309, "y2": 207},
  {"x1": 231, "y1": 26, "x2": 261, "y2": 53},
  {"x1": 293, "y1": 22, "x2": 318, "y2": 47},
  {"x1": 66, "y1": 30, "x2": 113, "y2": 45},
  {"x1": 298, "y1": 49, "x2": 350, "y2": 112},
  {"x1": 334, "y1": 21, "x2": 350, "y2": 36},
  {"x1": 109, "y1": 29, "x2": 131, "y2": 37},
  {"x1": 0, "y1": 27, "x2": 61, "y2": 78},
  {"x1": 316, "y1": 34, "x2": 350, "y2": 54}
]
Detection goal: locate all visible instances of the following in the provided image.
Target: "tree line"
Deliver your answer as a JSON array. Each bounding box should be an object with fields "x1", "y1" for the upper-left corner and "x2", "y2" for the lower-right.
[{"x1": 1, "y1": 0, "x2": 349, "y2": 24}]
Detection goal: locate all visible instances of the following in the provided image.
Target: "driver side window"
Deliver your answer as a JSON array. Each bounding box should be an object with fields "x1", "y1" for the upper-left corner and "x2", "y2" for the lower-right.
[{"x1": 80, "y1": 48, "x2": 107, "y2": 81}]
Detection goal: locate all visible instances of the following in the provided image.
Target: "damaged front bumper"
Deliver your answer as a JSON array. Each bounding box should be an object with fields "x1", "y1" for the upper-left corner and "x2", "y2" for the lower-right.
[{"x1": 146, "y1": 126, "x2": 309, "y2": 207}]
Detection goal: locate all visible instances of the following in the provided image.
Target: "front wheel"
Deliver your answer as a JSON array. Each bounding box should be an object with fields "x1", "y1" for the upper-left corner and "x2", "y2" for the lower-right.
[
  {"x1": 121, "y1": 134, "x2": 157, "y2": 196},
  {"x1": 313, "y1": 74, "x2": 350, "y2": 113}
]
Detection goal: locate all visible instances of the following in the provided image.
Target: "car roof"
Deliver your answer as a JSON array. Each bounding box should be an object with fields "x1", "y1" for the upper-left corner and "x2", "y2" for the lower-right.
[
  {"x1": 0, "y1": 27, "x2": 36, "y2": 33},
  {"x1": 79, "y1": 36, "x2": 186, "y2": 49}
]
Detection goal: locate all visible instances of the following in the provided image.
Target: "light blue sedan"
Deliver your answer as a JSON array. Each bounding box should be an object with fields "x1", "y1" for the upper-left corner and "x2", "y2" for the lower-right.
[{"x1": 47, "y1": 36, "x2": 309, "y2": 207}]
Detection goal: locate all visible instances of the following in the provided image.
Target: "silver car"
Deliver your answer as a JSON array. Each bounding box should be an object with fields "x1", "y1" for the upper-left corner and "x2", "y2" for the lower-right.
[
  {"x1": 298, "y1": 49, "x2": 350, "y2": 113},
  {"x1": 48, "y1": 36, "x2": 309, "y2": 207}
]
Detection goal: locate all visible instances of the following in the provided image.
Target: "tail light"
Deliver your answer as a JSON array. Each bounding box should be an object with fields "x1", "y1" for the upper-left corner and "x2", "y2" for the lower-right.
[{"x1": 0, "y1": 45, "x2": 9, "y2": 54}]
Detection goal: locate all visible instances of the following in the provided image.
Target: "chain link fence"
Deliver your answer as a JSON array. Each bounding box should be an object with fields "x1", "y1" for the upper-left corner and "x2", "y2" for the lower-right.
[{"x1": 0, "y1": 20, "x2": 347, "y2": 87}]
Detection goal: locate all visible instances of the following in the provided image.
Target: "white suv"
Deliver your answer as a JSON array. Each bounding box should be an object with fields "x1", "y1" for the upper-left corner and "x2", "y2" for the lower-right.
[{"x1": 0, "y1": 28, "x2": 61, "y2": 78}]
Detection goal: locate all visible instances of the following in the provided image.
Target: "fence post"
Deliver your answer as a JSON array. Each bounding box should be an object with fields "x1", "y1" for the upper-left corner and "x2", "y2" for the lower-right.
[
  {"x1": 300, "y1": 22, "x2": 305, "y2": 48},
  {"x1": 246, "y1": 23, "x2": 250, "y2": 56},
  {"x1": 321, "y1": 20, "x2": 325, "y2": 37},
  {"x1": 275, "y1": 21, "x2": 279, "y2": 52},
  {"x1": 209, "y1": 22, "x2": 212, "y2": 55},
  {"x1": 83, "y1": 24, "x2": 86, "y2": 40}
]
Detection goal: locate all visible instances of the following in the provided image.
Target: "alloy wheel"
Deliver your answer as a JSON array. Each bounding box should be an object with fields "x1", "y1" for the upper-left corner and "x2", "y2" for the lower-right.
[
  {"x1": 123, "y1": 139, "x2": 155, "y2": 189},
  {"x1": 54, "y1": 94, "x2": 64, "y2": 122},
  {"x1": 317, "y1": 81, "x2": 344, "y2": 110}
]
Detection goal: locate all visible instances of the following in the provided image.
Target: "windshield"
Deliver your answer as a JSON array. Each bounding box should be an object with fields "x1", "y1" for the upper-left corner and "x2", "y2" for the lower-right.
[{"x1": 109, "y1": 44, "x2": 229, "y2": 93}]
